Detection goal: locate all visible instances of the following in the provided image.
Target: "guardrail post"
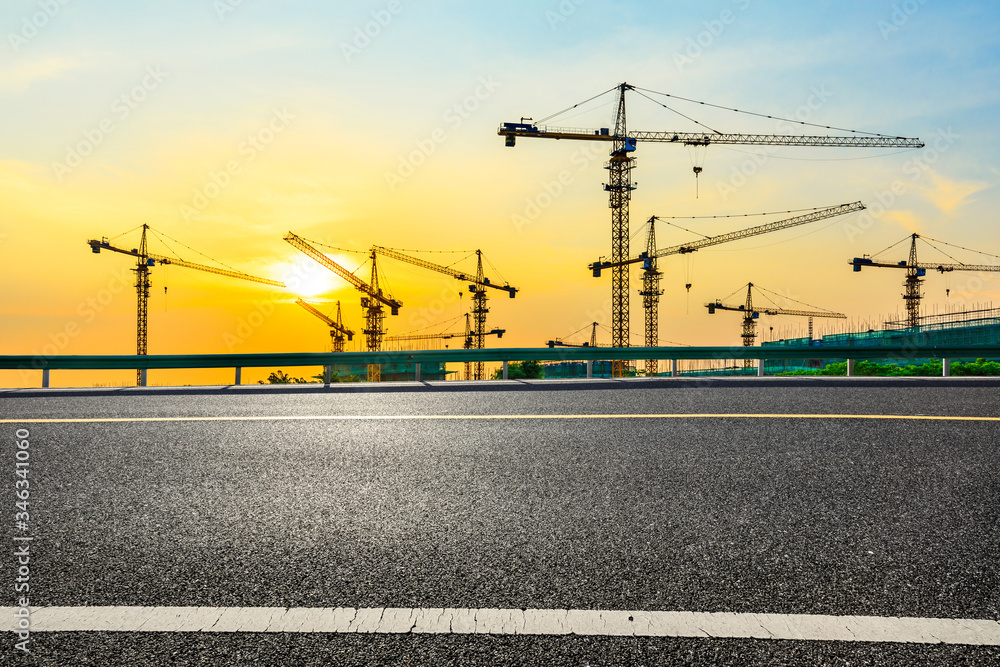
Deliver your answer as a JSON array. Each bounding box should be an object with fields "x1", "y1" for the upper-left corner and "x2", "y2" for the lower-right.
[
  {"x1": 942, "y1": 358, "x2": 951, "y2": 377},
  {"x1": 139, "y1": 368, "x2": 147, "y2": 387},
  {"x1": 671, "y1": 359, "x2": 678, "y2": 377},
  {"x1": 235, "y1": 367, "x2": 242, "y2": 385},
  {"x1": 586, "y1": 360, "x2": 593, "y2": 378},
  {"x1": 502, "y1": 361, "x2": 508, "y2": 380},
  {"x1": 846, "y1": 359, "x2": 855, "y2": 377},
  {"x1": 42, "y1": 368, "x2": 49, "y2": 388},
  {"x1": 414, "y1": 363, "x2": 421, "y2": 382},
  {"x1": 757, "y1": 360, "x2": 765, "y2": 377},
  {"x1": 324, "y1": 365, "x2": 332, "y2": 384}
]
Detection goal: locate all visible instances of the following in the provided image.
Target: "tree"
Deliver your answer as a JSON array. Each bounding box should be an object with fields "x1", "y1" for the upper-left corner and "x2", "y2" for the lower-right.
[
  {"x1": 492, "y1": 360, "x2": 545, "y2": 380},
  {"x1": 258, "y1": 370, "x2": 310, "y2": 384}
]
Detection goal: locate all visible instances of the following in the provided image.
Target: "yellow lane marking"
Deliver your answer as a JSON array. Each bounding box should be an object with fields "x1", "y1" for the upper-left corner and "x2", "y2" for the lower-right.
[{"x1": 1, "y1": 413, "x2": 999, "y2": 424}]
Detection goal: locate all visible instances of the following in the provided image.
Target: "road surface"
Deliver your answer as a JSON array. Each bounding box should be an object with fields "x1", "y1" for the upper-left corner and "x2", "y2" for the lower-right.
[{"x1": 2, "y1": 378, "x2": 998, "y2": 665}]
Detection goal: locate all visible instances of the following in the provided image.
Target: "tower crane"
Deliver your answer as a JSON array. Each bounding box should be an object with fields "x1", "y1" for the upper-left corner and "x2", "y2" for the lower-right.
[
  {"x1": 638, "y1": 219, "x2": 663, "y2": 376},
  {"x1": 295, "y1": 299, "x2": 354, "y2": 352},
  {"x1": 386, "y1": 326, "x2": 504, "y2": 348},
  {"x1": 707, "y1": 282, "x2": 846, "y2": 367},
  {"x1": 88, "y1": 224, "x2": 286, "y2": 385},
  {"x1": 371, "y1": 246, "x2": 517, "y2": 380},
  {"x1": 501, "y1": 82, "x2": 923, "y2": 376},
  {"x1": 593, "y1": 202, "x2": 864, "y2": 368},
  {"x1": 547, "y1": 322, "x2": 600, "y2": 348},
  {"x1": 850, "y1": 233, "x2": 1000, "y2": 329},
  {"x1": 284, "y1": 232, "x2": 402, "y2": 382}
]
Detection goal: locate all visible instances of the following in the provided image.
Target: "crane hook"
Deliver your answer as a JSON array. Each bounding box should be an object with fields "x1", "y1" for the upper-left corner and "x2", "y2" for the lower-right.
[{"x1": 692, "y1": 166, "x2": 703, "y2": 199}]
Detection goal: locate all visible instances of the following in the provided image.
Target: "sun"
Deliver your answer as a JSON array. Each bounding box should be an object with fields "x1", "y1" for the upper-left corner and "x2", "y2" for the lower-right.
[{"x1": 276, "y1": 257, "x2": 342, "y2": 298}]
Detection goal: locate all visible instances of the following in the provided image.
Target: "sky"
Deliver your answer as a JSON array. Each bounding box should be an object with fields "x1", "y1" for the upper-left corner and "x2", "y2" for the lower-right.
[{"x1": 1, "y1": 0, "x2": 999, "y2": 386}]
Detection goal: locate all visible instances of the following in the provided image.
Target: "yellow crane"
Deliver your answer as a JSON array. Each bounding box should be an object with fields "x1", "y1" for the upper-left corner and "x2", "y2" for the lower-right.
[
  {"x1": 707, "y1": 282, "x2": 846, "y2": 367},
  {"x1": 295, "y1": 299, "x2": 354, "y2": 352},
  {"x1": 284, "y1": 232, "x2": 402, "y2": 382},
  {"x1": 547, "y1": 322, "x2": 600, "y2": 348},
  {"x1": 638, "y1": 219, "x2": 663, "y2": 376},
  {"x1": 371, "y1": 246, "x2": 517, "y2": 380},
  {"x1": 593, "y1": 202, "x2": 864, "y2": 371},
  {"x1": 385, "y1": 326, "x2": 504, "y2": 348},
  {"x1": 850, "y1": 233, "x2": 1000, "y2": 329},
  {"x1": 88, "y1": 224, "x2": 285, "y2": 385},
  {"x1": 501, "y1": 83, "x2": 923, "y2": 376}
]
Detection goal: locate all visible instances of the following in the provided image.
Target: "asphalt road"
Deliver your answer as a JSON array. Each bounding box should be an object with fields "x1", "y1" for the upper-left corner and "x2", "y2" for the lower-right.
[{"x1": 2, "y1": 378, "x2": 999, "y2": 665}]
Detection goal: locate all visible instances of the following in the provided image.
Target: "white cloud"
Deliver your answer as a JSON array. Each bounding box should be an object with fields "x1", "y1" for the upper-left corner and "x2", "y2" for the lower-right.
[
  {"x1": 0, "y1": 56, "x2": 82, "y2": 92},
  {"x1": 920, "y1": 169, "x2": 991, "y2": 213}
]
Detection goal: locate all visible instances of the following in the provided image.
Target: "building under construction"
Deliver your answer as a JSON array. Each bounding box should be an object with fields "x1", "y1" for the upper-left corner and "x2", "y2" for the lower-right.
[
  {"x1": 762, "y1": 306, "x2": 1000, "y2": 372},
  {"x1": 328, "y1": 362, "x2": 453, "y2": 382}
]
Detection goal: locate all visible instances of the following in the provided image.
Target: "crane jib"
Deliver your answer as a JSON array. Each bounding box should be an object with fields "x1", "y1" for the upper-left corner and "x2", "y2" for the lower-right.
[
  {"x1": 500, "y1": 125, "x2": 923, "y2": 148},
  {"x1": 590, "y1": 202, "x2": 865, "y2": 275}
]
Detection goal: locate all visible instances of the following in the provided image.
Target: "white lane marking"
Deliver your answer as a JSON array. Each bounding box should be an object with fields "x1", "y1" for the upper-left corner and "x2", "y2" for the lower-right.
[
  {"x1": 3, "y1": 607, "x2": 999, "y2": 644},
  {"x1": 2, "y1": 413, "x2": 1000, "y2": 424}
]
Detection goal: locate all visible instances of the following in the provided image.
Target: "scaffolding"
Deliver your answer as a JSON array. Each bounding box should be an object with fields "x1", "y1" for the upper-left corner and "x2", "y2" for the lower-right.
[{"x1": 762, "y1": 306, "x2": 1000, "y2": 372}]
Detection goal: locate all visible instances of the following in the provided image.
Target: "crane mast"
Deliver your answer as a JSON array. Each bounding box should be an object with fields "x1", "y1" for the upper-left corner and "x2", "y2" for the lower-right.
[
  {"x1": 638, "y1": 219, "x2": 663, "y2": 376},
  {"x1": 135, "y1": 226, "x2": 150, "y2": 384},
  {"x1": 501, "y1": 83, "x2": 922, "y2": 376},
  {"x1": 88, "y1": 224, "x2": 285, "y2": 385},
  {"x1": 463, "y1": 313, "x2": 473, "y2": 381},
  {"x1": 607, "y1": 84, "x2": 635, "y2": 377},
  {"x1": 850, "y1": 233, "x2": 1000, "y2": 329}
]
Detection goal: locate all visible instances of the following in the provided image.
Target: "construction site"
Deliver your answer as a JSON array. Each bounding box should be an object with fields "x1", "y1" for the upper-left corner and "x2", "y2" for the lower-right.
[{"x1": 76, "y1": 83, "x2": 1000, "y2": 385}]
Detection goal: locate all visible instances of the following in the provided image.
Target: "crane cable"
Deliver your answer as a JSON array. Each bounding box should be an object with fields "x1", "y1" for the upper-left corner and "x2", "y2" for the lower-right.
[
  {"x1": 919, "y1": 237, "x2": 966, "y2": 265},
  {"x1": 870, "y1": 234, "x2": 915, "y2": 260},
  {"x1": 392, "y1": 312, "x2": 466, "y2": 338},
  {"x1": 482, "y1": 253, "x2": 510, "y2": 285},
  {"x1": 535, "y1": 85, "x2": 620, "y2": 125},
  {"x1": 109, "y1": 224, "x2": 146, "y2": 241},
  {"x1": 631, "y1": 89, "x2": 721, "y2": 134},
  {"x1": 919, "y1": 235, "x2": 1000, "y2": 262},
  {"x1": 303, "y1": 238, "x2": 368, "y2": 255},
  {"x1": 754, "y1": 282, "x2": 840, "y2": 315},
  {"x1": 149, "y1": 227, "x2": 242, "y2": 274},
  {"x1": 633, "y1": 86, "x2": 907, "y2": 138},
  {"x1": 653, "y1": 205, "x2": 844, "y2": 220}
]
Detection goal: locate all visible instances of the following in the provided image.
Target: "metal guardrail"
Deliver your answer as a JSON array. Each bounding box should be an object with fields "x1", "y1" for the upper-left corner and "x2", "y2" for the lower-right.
[{"x1": 2, "y1": 345, "x2": 997, "y2": 387}]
